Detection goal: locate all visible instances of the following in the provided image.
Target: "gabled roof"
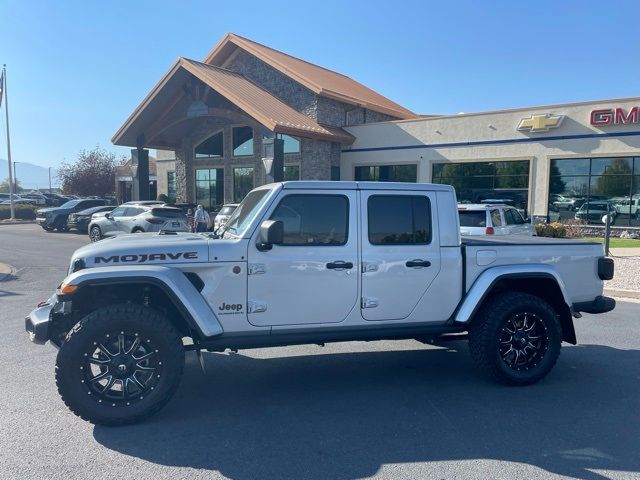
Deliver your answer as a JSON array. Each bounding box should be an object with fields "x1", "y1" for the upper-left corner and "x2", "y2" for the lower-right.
[
  {"x1": 112, "y1": 58, "x2": 355, "y2": 147},
  {"x1": 204, "y1": 33, "x2": 416, "y2": 120}
]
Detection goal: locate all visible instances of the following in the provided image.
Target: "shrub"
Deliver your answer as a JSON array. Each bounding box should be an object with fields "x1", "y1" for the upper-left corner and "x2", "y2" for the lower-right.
[
  {"x1": 535, "y1": 221, "x2": 566, "y2": 238},
  {"x1": 0, "y1": 205, "x2": 38, "y2": 220}
]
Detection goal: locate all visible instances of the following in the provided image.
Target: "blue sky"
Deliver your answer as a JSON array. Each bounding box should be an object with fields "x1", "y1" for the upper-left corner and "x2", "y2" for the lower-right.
[{"x1": 1, "y1": 0, "x2": 639, "y2": 169}]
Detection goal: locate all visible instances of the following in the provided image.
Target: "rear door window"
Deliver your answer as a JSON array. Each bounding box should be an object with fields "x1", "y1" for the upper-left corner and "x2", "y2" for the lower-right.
[
  {"x1": 124, "y1": 207, "x2": 144, "y2": 217},
  {"x1": 459, "y1": 210, "x2": 486, "y2": 227},
  {"x1": 490, "y1": 209, "x2": 502, "y2": 226},
  {"x1": 368, "y1": 195, "x2": 431, "y2": 245}
]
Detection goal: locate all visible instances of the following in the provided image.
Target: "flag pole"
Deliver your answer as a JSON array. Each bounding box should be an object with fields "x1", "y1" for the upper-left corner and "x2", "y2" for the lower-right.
[{"x1": 3, "y1": 64, "x2": 15, "y2": 220}]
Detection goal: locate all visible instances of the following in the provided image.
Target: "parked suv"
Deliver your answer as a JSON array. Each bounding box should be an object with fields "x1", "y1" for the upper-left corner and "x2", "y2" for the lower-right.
[
  {"x1": 88, "y1": 205, "x2": 189, "y2": 241},
  {"x1": 458, "y1": 204, "x2": 535, "y2": 236},
  {"x1": 36, "y1": 199, "x2": 108, "y2": 231},
  {"x1": 67, "y1": 206, "x2": 115, "y2": 233},
  {"x1": 574, "y1": 202, "x2": 617, "y2": 224},
  {"x1": 213, "y1": 203, "x2": 239, "y2": 232}
]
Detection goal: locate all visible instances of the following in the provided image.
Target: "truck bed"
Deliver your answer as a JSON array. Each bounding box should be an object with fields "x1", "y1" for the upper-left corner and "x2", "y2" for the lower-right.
[
  {"x1": 461, "y1": 235, "x2": 605, "y2": 304},
  {"x1": 461, "y1": 235, "x2": 596, "y2": 246}
]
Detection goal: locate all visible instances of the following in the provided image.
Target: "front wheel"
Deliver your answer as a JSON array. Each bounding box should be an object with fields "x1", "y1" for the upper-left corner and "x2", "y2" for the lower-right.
[
  {"x1": 55, "y1": 304, "x2": 185, "y2": 426},
  {"x1": 89, "y1": 226, "x2": 102, "y2": 242},
  {"x1": 468, "y1": 292, "x2": 562, "y2": 385}
]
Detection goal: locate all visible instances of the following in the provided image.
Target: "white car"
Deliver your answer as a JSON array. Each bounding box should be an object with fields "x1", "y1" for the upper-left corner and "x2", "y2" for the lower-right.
[{"x1": 458, "y1": 204, "x2": 536, "y2": 236}]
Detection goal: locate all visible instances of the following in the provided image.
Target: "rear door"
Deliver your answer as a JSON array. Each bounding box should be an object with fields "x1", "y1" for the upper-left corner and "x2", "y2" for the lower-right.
[
  {"x1": 118, "y1": 207, "x2": 144, "y2": 233},
  {"x1": 247, "y1": 190, "x2": 359, "y2": 326},
  {"x1": 360, "y1": 191, "x2": 441, "y2": 321},
  {"x1": 504, "y1": 208, "x2": 531, "y2": 235}
]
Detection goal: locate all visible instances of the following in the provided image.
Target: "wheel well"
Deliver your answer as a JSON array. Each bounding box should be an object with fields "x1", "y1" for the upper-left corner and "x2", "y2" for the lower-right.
[
  {"x1": 68, "y1": 283, "x2": 196, "y2": 339},
  {"x1": 131, "y1": 227, "x2": 144, "y2": 233},
  {"x1": 476, "y1": 276, "x2": 576, "y2": 344}
]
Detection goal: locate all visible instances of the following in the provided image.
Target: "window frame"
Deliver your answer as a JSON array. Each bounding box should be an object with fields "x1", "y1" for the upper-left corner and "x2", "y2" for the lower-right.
[
  {"x1": 269, "y1": 193, "x2": 350, "y2": 247},
  {"x1": 194, "y1": 130, "x2": 224, "y2": 159},
  {"x1": 232, "y1": 126, "x2": 255, "y2": 158},
  {"x1": 367, "y1": 194, "x2": 432, "y2": 246},
  {"x1": 233, "y1": 166, "x2": 255, "y2": 203}
]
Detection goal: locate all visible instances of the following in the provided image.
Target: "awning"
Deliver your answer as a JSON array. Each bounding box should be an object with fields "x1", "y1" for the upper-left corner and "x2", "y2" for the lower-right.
[{"x1": 112, "y1": 58, "x2": 355, "y2": 148}]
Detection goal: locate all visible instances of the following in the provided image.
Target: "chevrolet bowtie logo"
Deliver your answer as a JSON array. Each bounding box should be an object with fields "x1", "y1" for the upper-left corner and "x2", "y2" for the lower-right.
[{"x1": 517, "y1": 113, "x2": 565, "y2": 133}]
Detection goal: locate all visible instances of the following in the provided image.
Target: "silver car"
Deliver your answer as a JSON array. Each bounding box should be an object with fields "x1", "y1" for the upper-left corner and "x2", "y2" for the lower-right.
[{"x1": 88, "y1": 205, "x2": 189, "y2": 242}]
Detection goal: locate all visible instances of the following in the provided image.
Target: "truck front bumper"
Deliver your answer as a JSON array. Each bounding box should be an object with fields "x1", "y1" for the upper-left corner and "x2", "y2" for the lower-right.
[
  {"x1": 573, "y1": 295, "x2": 616, "y2": 315},
  {"x1": 25, "y1": 299, "x2": 55, "y2": 344}
]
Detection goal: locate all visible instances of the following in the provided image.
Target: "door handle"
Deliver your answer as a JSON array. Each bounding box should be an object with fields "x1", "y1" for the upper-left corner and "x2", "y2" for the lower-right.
[
  {"x1": 326, "y1": 261, "x2": 353, "y2": 270},
  {"x1": 405, "y1": 259, "x2": 431, "y2": 268}
]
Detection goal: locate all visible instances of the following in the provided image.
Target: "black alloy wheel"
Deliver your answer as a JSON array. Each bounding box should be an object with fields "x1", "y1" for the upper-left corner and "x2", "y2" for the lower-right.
[{"x1": 498, "y1": 312, "x2": 549, "y2": 372}]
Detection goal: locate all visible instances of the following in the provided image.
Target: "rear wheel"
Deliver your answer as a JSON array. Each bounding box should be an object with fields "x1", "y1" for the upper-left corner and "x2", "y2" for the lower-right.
[
  {"x1": 89, "y1": 226, "x2": 102, "y2": 242},
  {"x1": 132, "y1": 227, "x2": 144, "y2": 233},
  {"x1": 468, "y1": 292, "x2": 561, "y2": 385},
  {"x1": 56, "y1": 304, "x2": 184, "y2": 426}
]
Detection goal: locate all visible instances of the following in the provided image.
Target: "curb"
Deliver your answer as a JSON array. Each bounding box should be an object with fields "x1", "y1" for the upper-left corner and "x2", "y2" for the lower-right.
[
  {"x1": 0, "y1": 220, "x2": 36, "y2": 225},
  {"x1": 604, "y1": 288, "x2": 640, "y2": 301}
]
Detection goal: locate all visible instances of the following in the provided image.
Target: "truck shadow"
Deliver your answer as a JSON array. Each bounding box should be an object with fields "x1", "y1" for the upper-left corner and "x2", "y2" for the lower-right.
[{"x1": 93, "y1": 343, "x2": 640, "y2": 480}]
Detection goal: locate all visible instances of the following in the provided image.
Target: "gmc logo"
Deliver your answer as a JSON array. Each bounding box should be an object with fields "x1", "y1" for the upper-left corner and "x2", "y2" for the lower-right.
[
  {"x1": 95, "y1": 252, "x2": 198, "y2": 263},
  {"x1": 591, "y1": 107, "x2": 639, "y2": 126}
]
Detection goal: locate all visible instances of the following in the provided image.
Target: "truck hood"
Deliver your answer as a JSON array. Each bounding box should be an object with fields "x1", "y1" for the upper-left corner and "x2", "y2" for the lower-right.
[{"x1": 72, "y1": 232, "x2": 211, "y2": 269}]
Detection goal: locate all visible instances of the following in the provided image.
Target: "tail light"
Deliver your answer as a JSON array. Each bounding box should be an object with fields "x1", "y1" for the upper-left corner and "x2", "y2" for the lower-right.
[
  {"x1": 145, "y1": 217, "x2": 165, "y2": 225},
  {"x1": 485, "y1": 227, "x2": 495, "y2": 235}
]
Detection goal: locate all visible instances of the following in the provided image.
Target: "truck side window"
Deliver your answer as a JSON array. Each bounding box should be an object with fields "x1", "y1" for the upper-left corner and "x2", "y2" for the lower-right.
[
  {"x1": 368, "y1": 195, "x2": 431, "y2": 245},
  {"x1": 490, "y1": 209, "x2": 502, "y2": 226},
  {"x1": 270, "y1": 194, "x2": 348, "y2": 246}
]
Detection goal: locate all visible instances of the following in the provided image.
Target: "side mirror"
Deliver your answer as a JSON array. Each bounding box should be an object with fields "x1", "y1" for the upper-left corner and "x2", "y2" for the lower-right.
[
  {"x1": 257, "y1": 220, "x2": 283, "y2": 251},
  {"x1": 105, "y1": 212, "x2": 112, "y2": 219}
]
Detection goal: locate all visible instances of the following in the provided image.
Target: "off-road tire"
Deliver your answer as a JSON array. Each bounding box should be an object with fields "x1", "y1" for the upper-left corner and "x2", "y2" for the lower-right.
[
  {"x1": 468, "y1": 292, "x2": 562, "y2": 385},
  {"x1": 55, "y1": 304, "x2": 184, "y2": 426},
  {"x1": 89, "y1": 225, "x2": 102, "y2": 242}
]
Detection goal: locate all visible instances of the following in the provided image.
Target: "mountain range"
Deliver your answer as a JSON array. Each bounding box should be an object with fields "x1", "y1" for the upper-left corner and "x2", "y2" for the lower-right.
[{"x1": 0, "y1": 160, "x2": 60, "y2": 190}]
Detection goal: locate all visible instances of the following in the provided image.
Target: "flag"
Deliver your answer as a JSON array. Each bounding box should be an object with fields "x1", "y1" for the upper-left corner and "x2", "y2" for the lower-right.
[{"x1": 0, "y1": 71, "x2": 3, "y2": 109}]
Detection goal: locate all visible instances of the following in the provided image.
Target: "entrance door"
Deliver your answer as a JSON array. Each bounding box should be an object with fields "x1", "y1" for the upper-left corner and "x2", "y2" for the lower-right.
[
  {"x1": 360, "y1": 191, "x2": 441, "y2": 321},
  {"x1": 247, "y1": 190, "x2": 359, "y2": 327}
]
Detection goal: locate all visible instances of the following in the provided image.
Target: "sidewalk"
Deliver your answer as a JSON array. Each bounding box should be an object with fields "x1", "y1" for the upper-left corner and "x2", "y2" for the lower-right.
[{"x1": 609, "y1": 247, "x2": 640, "y2": 257}]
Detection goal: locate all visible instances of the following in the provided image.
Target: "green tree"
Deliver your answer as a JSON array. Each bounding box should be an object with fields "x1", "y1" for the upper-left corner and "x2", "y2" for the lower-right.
[
  {"x1": 57, "y1": 147, "x2": 126, "y2": 197},
  {"x1": 0, "y1": 177, "x2": 22, "y2": 193},
  {"x1": 593, "y1": 158, "x2": 633, "y2": 196}
]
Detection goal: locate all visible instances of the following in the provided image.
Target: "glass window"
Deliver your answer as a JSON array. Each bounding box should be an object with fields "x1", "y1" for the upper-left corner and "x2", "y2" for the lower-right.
[
  {"x1": 282, "y1": 135, "x2": 300, "y2": 154},
  {"x1": 459, "y1": 210, "x2": 486, "y2": 227},
  {"x1": 331, "y1": 166, "x2": 341, "y2": 181},
  {"x1": 355, "y1": 164, "x2": 417, "y2": 182},
  {"x1": 195, "y1": 168, "x2": 224, "y2": 211},
  {"x1": 124, "y1": 207, "x2": 143, "y2": 217},
  {"x1": 233, "y1": 126, "x2": 254, "y2": 157},
  {"x1": 432, "y1": 160, "x2": 530, "y2": 213},
  {"x1": 549, "y1": 157, "x2": 639, "y2": 226},
  {"x1": 195, "y1": 131, "x2": 223, "y2": 158},
  {"x1": 233, "y1": 167, "x2": 254, "y2": 202},
  {"x1": 368, "y1": 195, "x2": 431, "y2": 245},
  {"x1": 111, "y1": 206, "x2": 126, "y2": 217},
  {"x1": 167, "y1": 171, "x2": 176, "y2": 202},
  {"x1": 270, "y1": 194, "x2": 348, "y2": 246},
  {"x1": 491, "y1": 209, "x2": 502, "y2": 226},
  {"x1": 224, "y1": 188, "x2": 272, "y2": 237},
  {"x1": 283, "y1": 165, "x2": 300, "y2": 181}
]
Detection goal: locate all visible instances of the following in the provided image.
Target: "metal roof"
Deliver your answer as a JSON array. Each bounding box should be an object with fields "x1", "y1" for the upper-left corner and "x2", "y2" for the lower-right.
[
  {"x1": 204, "y1": 33, "x2": 417, "y2": 120},
  {"x1": 279, "y1": 181, "x2": 455, "y2": 192}
]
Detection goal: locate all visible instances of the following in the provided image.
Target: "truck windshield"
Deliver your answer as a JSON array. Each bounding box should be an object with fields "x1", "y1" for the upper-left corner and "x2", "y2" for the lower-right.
[{"x1": 222, "y1": 188, "x2": 272, "y2": 237}]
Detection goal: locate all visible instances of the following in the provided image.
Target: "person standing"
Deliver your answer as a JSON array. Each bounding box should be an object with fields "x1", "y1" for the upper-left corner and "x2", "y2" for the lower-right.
[
  {"x1": 194, "y1": 204, "x2": 210, "y2": 232},
  {"x1": 186, "y1": 208, "x2": 195, "y2": 232}
]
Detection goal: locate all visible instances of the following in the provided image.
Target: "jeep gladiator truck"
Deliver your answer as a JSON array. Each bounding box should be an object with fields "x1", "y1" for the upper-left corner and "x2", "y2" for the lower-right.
[{"x1": 25, "y1": 181, "x2": 615, "y2": 425}]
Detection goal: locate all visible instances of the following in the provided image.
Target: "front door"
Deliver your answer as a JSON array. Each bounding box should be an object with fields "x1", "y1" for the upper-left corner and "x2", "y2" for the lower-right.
[
  {"x1": 360, "y1": 191, "x2": 441, "y2": 321},
  {"x1": 247, "y1": 190, "x2": 359, "y2": 327}
]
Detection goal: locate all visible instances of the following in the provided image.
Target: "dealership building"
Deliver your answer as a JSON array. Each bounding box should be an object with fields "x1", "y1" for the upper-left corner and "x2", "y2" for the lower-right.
[{"x1": 113, "y1": 33, "x2": 640, "y2": 227}]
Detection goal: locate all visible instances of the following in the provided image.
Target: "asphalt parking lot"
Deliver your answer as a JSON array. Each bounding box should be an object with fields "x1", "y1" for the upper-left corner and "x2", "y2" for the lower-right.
[{"x1": 1, "y1": 223, "x2": 639, "y2": 480}]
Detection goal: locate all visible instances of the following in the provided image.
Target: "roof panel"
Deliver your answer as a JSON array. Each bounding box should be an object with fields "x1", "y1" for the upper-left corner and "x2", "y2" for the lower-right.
[{"x1": 204, "y1": 33, "x2": 417, "y2": 120}]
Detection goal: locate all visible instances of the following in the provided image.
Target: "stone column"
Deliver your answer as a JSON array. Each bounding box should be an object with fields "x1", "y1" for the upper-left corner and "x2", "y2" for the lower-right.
[{"x1": 174, "y1": 141, "x2": 194, "y2": 203}]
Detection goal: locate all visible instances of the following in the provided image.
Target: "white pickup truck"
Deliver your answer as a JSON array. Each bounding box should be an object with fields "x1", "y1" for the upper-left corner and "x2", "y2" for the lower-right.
[{"x1": 25, "y1": 181, "x2": 615, "y2": 425}]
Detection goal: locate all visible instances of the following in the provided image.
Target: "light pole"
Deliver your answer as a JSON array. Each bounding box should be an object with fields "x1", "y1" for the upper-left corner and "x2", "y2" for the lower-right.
[
  {"x1": 48, "y1": 167, "x2": 52, "y2": 193},
  {"x1": 12, "y1": 161, "x2": 20, "y2": 194}
]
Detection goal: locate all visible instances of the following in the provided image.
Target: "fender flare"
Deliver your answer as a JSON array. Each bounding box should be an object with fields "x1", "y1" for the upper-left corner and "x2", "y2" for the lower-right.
[
  {"x1": 59, "y1": 265, "x2": 223, "y2": 338},
  {"x1": 453, "y1": 264, "x2": 572, "y2": 324}
]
